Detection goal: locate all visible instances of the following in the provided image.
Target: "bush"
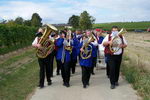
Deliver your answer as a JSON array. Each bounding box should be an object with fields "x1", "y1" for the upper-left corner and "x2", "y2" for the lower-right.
[{"x1": 0, "y1": 24, "x2": 37, "y2": 54}]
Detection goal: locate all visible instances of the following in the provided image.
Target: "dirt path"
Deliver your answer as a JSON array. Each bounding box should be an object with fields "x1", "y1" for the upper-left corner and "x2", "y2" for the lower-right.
[{"x1": 30, "y1": 66, "x2": 141, "y2": 100}]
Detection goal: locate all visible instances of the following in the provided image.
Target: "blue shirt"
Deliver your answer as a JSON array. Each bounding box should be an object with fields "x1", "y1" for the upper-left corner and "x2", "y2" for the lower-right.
[
  {"x1": 79, "y1": 42, "x2": 93, "y2": 67},
  {"x1": 56, "y1": 38, "x2": 71, "y2": 63}
]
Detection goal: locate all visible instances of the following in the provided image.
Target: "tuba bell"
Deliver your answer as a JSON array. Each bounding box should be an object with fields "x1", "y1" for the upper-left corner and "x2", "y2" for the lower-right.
[
  {"x1": 109, "y1": 28, "x2": 127, "y2": 53},
  {"x1": 36, "y1": 24, "x2": 58, "y2": 58},
  {"x1": 80, "y1": 33, "x2": 96, "y2": 59}
]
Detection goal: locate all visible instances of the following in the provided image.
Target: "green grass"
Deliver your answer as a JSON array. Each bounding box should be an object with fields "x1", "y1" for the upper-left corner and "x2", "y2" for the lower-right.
[
  {"x1": 0, "y1": 48, "x2": 39, "y2": 100},
  {"x1": 144, "y1": 40, "x2": 150, "y2": 42},
  {"x1": 121, "y1": 56, "x2": 150, "y2": 100},
  {"x1": 0, "y1": 48, "x2": 35, "y2": 69},
  {"x1": 93, "y1": 22, "x2": 150, "y2": 31}
]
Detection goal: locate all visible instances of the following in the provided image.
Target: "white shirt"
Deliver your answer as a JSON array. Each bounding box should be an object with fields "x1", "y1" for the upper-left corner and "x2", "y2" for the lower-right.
[
  {"x1": 102, "y1": 34, "x2": 127, "y2": 55},
  {"x1": 32, "y1": 36, "x2": 53, "y2": 45},
  {"x1": 32, "y1": 37, "x2": 38, "y2": 45}
]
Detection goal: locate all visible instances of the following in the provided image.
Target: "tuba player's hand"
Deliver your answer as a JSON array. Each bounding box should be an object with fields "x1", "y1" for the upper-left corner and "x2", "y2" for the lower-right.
[{"x1": 36, "y1": 44, "x2": 42, "y2": 49}]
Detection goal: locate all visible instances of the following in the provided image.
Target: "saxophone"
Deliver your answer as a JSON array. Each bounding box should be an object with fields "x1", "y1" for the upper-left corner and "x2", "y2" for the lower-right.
[{"x1": 36, "y1": 24, "x2": 57, "y2": 58}]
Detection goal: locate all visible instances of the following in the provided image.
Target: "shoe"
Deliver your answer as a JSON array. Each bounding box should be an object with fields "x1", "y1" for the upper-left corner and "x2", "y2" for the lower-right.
[
  {"x1": 48, "y1": 81, "x2": 52, "y2": 86},
  {"x1": 87, "y1": 83, "x2": 90, "y2": 86},
  {"x1": 57, "y1": 73, "x2": 60, "y2": 75},
  {"x1": 65, "y1": 83, "x2": 70, "y2": 87},
  {"x1": 83, "y1": 85, "x2": 87, "y2": 88},
  {"x1": 39, "y1": 85, "x2": 44, "y2": 89},
  {"x1": 107, "y1": 75, "x2": 110, "y2": 78},
  {"x1": 92, "y1": 73, "x2": 95, "y2": 75},
  {"x1": 110, "y1": 85, "x2": 115, "y2": 89},
  {"x1": 115, "y1": 82, "x2": 119, "y2": 86}
]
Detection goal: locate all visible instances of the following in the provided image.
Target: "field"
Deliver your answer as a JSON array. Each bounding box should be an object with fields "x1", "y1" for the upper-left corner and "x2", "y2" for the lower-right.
[
  {"x1": 93, "y1": 22, "x2": 150, "y2": 31},
  {"x1": 121, "y1": 32, "x2": 150, "y2": 100}
]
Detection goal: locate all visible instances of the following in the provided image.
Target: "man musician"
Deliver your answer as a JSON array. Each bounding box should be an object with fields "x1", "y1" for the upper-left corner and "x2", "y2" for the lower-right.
[
  {"x1": 102, "y1": 26, "x2": 127, "y2": 89},
  {"x1": 32, "y1": 28, "x2": 53, "y2": 88}
]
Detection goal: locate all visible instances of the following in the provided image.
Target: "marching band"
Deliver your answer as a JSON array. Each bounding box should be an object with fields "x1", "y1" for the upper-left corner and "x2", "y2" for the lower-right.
[{"x1": 32, "y1": 24, "x2": 127, "y2": 89}]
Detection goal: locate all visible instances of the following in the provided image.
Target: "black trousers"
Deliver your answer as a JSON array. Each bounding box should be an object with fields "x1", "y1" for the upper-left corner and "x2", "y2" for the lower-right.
[
  {"x1": 91, "y1": 57, "x2": 97, "y2": 74},
  {"x1": 108, "y1": 55, "x2": 122, "y2": 85},
  {"x1": 61, "y1": 62, "x2": 71, "y2": 84},
  {"x1": 38, "y1": 54, "x2": 52, "y2": 86},
  {"x1": 105, "y1": 54, "x2": 110, "y2": 77},
  {"x1": 56, "y1": 59, "x2": 61, "y2": 74},
  {"x1": 106, "y1": 62, "x2": 110, "y2": 77},
  {"x1": 49, "y1": 50, "x2": 56, "y2": 77},
  {"x1": 70, "y1": 59, "x2": 77, "y2": 74},
  {"x1": 81, "y1": 66, "x2": 92, "y2": 86}
]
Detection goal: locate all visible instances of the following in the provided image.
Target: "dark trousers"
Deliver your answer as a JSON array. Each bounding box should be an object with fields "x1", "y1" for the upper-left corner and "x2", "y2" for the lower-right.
[
  {"x1": 38, "y1": 54, "x2": 52, "y2": 86},
  {"x1": 56, "y1": 59, "x2": 61, "y2": 74},
  {"x1": 50, "y1": 50, "x2": 56, "y2": 77},
  {"x1": 91, "y1": 57, "x2": 97, "y2": 74},
  {"x1": 70, "y1": 59, "x2": 77, "y2": 74},
  {"x1": 106, "y1": 62, "x2": 110, "y2": 77},
  {"x1": 105, "y1": 54, "x2": 110, "y2": 77},
  {"x1": 108, "y1": 55, "x2": 122, "y2": 85},
  {"x1": 61, "y1": 62, "x2": 71, "y2": 84},
  {"x1": 81, "y1": 66, "x2": 92, "y2": 86}
]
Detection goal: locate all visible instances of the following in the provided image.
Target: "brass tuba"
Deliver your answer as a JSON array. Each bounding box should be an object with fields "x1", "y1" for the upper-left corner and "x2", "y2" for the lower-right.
[
  {"x1": 36, "y1": 24, "x2": 58, "y2": 58},
  {"x1": 109, "y1": 28, "x2": 127, "y2": 53},
  {"x1": 80, "y1": 33, "x2": 96, "y2": 59}
]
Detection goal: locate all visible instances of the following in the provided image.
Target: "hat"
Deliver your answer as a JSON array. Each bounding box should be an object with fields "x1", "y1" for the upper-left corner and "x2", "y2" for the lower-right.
[{"x1": 95, "y1": 29, "x2": 102, "y2": 32}]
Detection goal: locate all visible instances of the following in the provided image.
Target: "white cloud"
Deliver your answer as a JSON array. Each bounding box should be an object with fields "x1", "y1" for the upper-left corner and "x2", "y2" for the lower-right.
[{"x1": 0, "y1": 0, "x2": 150, "y2": 23}]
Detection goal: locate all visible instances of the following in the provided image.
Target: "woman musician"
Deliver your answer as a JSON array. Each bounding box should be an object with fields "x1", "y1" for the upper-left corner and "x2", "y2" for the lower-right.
[{"x1": 55, "y1": 30, "x2": 73, "y2": 87}]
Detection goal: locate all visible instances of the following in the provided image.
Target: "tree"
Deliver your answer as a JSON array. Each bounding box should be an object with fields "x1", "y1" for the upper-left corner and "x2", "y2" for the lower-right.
[
  {"x1": 79, "y1": 11, "x2": 95, "y2": 30},
  {"x1": 31, "y1": 13, "x2": 42, "y2": 27},
  {"x1": 15, "y1": 17, "x2": 24, "y2": 25},
  {"x1": 68, "y1": 15, "x2": 80, "y2": 29},
  {"x1": 24, "y1": 20, "x2": 31, "y2": 26}
]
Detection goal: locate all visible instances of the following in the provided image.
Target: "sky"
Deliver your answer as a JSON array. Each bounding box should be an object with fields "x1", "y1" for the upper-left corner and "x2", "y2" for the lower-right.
[{"x1": 0, "y1": 0, "x2": 150, "y2": 24}]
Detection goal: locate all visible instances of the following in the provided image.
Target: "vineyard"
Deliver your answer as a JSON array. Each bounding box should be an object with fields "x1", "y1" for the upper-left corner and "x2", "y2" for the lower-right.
[
  {"x1": 0, "y1": 25, "x2": 37, "y2": 54},
  {"x1": 93, "y1": 22, "x2": 150, "y2": 31}
]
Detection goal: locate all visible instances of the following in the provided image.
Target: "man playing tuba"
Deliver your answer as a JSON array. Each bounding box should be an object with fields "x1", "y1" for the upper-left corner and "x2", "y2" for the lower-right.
[{"x1": 32, "y1": 24, "x2": 57, "y2": 88}]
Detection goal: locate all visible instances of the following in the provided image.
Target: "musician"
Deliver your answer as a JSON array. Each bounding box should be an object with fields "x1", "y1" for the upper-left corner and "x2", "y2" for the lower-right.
[
  {"x1": 102, "y1": 26, "x2": 127, "y2": 89},
  {"x1": 70, "y1": 31, "x2": 79, "y2": 74},
  {"x1": 54, "y1": 33, "x2": 61, "y2": 75},
  {"x1": 32, "y1": 28, "x2": 52, "y2": 88},
  {"x1": 79, "y1": 34, "x2": 93, "y2": 88},
  {"x1": 87, "y1": 31, "x2": 98, "y2": 75},
  {"x1": 56, "y1": 30, "x2": 72, "y2": 87}
]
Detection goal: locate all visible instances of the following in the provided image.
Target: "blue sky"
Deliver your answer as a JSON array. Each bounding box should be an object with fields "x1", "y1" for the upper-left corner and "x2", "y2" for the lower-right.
[{"x1": 0, "y1": 0, "x2": 150, "y2": 24}]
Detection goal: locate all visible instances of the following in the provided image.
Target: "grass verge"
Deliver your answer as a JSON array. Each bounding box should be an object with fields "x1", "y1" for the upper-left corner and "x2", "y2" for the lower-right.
[
  {"x1": 121, "y1": 56, "x2": 150, "y2": 100},
  {"x1": 0, "y1": 49, "x2": 39, "y2": 100}
]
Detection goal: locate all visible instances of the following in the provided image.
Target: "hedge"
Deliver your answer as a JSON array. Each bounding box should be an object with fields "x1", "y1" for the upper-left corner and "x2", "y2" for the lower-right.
[{"x1": 0, "y1": 24, "x2": 37, "y2": 55}]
